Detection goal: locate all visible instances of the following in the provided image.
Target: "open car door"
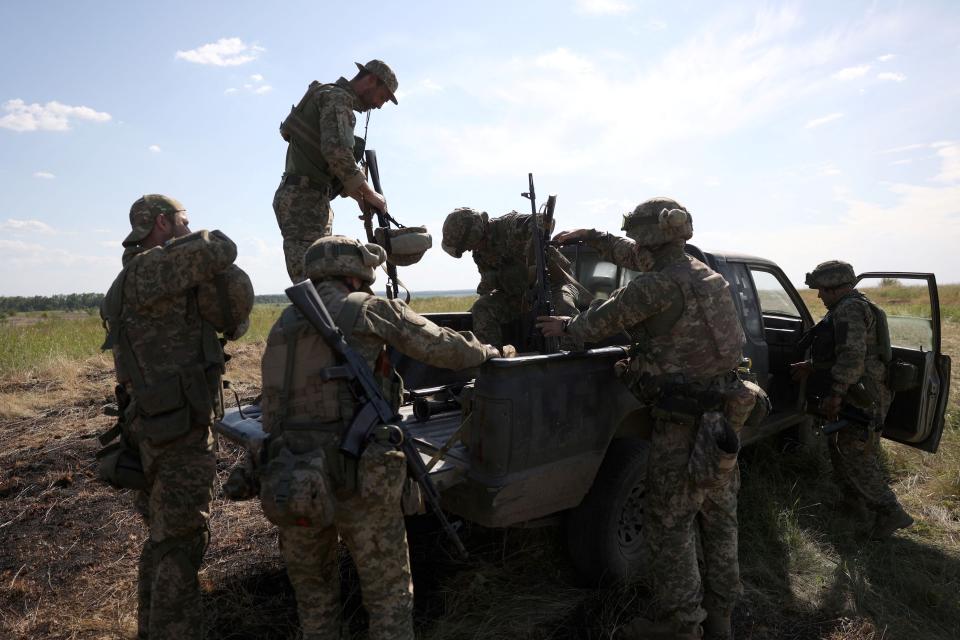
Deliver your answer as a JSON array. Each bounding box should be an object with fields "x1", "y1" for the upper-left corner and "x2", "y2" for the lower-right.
[{"x1": 856, "y1": 273, "x2": 952, "y2": 453}]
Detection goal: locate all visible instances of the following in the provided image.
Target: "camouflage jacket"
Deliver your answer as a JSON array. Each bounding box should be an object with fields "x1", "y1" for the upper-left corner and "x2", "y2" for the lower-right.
[
  {"x1": 261, "y1": 279, "x2": 499, "y2": 433},
  {"x1": 816, "y1": 291, "x2": 888, "y2": 399},
  {"x1": 582, "y1": 230, "x2": 650, "y2": 272},
  {"x1": 473, "y1": 212, "x2": 574, "y2": 297},
  {"x1": 567, "y1": 242, "x2": 744, "y2": 380},
  {"x1": 103, "y1": 230, "x2": 240, "y2": 427},
  {"x1": 284, "y1": 78, "x2": 366, "y2": 194}
]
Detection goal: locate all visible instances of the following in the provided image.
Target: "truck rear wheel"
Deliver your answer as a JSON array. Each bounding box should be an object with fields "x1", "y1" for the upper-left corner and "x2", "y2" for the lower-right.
[{"x1": 565, "y1": 438, "x2": 649, "y2": 586}]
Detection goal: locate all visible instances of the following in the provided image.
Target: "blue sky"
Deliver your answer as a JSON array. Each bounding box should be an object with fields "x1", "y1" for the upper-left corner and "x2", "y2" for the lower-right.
[{"x1": 1, "y1": 0, "x2": 958, "y2": 296}]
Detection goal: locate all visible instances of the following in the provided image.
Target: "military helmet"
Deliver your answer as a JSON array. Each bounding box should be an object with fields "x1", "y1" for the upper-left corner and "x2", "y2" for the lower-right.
[
  {"x1": 197, "y1": 265, "x2": 254, "y2": 337},
  {"x1": 805, "y1": 260, "x2": 856, "y2": 289},
  {"x1": 304, "y1": 235, "x2": 386, "y2": 285},
  {"x1": 441, "y1": 208, "x2": 489, "y2": 258},
  {"x1": 374, "y1": 225, "x2": 433, "y2": 266},
  {"x1": 620, "y1": 197, "x2": 693, "y2": 247}
]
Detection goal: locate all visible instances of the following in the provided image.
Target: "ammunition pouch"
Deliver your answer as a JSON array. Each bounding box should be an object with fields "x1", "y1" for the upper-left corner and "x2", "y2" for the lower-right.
[
  {"x1": 260, "y1": 434, "x2": 337, "y2": 529},
  {"x1": 135, "y1": 365, "x2": 218, "y2": 446},
  {"x1": 687, "y1": 411, "x2": 740, "y2": 490},
  {"x1": 95, "y1": 385, "x2": 146, "y2": 491},
  {"x1": 357, "y1": 438, "x2": 407, "y2": 505}
]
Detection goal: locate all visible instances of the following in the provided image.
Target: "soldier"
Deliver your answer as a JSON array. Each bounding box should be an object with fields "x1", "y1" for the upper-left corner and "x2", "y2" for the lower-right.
[
  {"x1": 99, "y1": 195, "x2": 253, "y2": 639},
  {"x1": 259, "y1": 235, "x2": 513, "y2": 640},
  {"x1": 440, "y1": 207, "x2": 586, "y2": 348},
  {"x1": 538, "y1": 199, "x2": 750, "y2": 640},
  {"x1": 790, "y1": 260, "x2": 913, "y2": 539},
  {"x1": 275, "y1": 59, "x2": 399, "y2": 282}
]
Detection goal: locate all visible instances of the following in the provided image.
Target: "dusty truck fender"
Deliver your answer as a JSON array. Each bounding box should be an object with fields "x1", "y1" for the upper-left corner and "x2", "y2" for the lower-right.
[{"x1": 437, "y1": 347, "x2": 643, "y2": 528}]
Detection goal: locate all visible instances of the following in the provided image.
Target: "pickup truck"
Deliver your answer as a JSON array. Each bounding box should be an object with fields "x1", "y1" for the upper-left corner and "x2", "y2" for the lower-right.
[{"x1": 218, "y1": 245, "x2": 952, "y2": 585}]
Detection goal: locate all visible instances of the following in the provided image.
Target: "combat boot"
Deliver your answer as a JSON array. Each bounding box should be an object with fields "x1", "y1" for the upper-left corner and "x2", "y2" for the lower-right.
[
  {"x1": 702, "y1": 595, "x2": 733, "y2": 640},
  {"x1": 619, "y1": 616, "x2": 702, "y2": 640},
  {"x1": 871, "y1": 504, "x2": 914, "y2": 540}
]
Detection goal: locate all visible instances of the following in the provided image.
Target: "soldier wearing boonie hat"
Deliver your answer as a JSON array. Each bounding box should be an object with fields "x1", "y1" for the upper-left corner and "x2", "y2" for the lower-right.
[{"x1": 274, "y1": 59, "x2": 400, "y2": 283}]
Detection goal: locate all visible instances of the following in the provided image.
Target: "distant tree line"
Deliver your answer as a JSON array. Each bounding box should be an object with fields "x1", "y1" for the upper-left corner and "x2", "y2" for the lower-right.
[{"x1": 0, "y1": 293, "x2": 289, "y2": 315}]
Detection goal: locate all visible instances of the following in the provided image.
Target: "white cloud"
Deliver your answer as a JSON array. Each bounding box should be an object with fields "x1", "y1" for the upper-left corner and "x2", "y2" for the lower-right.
[
  {"x1": 877, "y1": 72, "x2": 906, "y2": 82},
  {"x1": 646, "y1": 19, "x2": 668, "y2": 31},
  {"x1": 253, "y1": 85, "x2": 273, "y2": 95},
  {"x1": 33, "y1": 171, "x2": 55, "y2": 179},
  {"x1": 575, "y1": 0, "x2": 633, "y2": 15},
  {"x1": 933, "y1": 144, "x2": 960, "y2": 183},
  {"x1": 225, "y1": 87, "x2": 238, "y2": 95},
  {"x1": 804, "y1": 112, "x2": 844, "y2": 129},
  {"x1": 877, "y1": 53, "x2": 896, "y2": 62},
  {"x1": 0, "y1": 99, "x2": 111, "y2": 132},
  {"x1": 148, "y1": 144, "x2": 161, "y2": 153},
  {"x1": 817, "y1": 163, "x2": 842, "y2": 177},
  {"x1": 175, "y1": 37, "x2": 264, "y2": 67},
  {"x1": 250, "y1": 73, "x2": 264, "y2": 82},
  {"x1": 831, "y1": 64, "x2": 870, "y2": 80},
  {"x1": 890, "y1": 158, "x2": 913, "y2": 166},
  {"x1": 535, "y1": 48, "x2": 594, "y2": 74},
  {"x1": 879, "y1": 143, "x2": 928, "y2": 155},
  {"x1": 1, "y1": 219, "x2": 55, "y2": 234}
]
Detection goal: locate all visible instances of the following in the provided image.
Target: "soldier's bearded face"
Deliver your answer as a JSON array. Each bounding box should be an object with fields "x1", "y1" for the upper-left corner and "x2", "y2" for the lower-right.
[{"x1": 359, "y1": 80, "x2": 392, "y2": 110}]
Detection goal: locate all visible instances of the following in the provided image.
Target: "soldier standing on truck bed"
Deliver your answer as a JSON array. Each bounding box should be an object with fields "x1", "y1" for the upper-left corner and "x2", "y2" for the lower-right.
[
  {"x1": 790, "y1": 260, "x2": 914, "y2": 539},
  {"x1": 98, "y1": 195, "x2": 253, "y2": 639},
  {"x1": 441, "y1": 207, "x2": 586, "y2": 349},
  {"x1": 538, "y1": 198, "x2": 757, "y2": 640},
  {"x1": 258, "y1": 235, "x2": 513, "y2": 640},
  {"x1": 274, "y1": 59, "x2": 398, "y2": 283}
]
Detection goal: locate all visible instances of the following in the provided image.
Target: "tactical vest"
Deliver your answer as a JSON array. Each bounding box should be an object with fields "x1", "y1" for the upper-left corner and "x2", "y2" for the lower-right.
[
  {"x1": 802, "y1": 291, "x2": 893, "y2": 372},
  {"x1": 631, "y1": 257, "x2": 745, "y2": 380},
  {"x1": 260, "y1": 287, "x2": 401, "y2": 445},
  {"x1": 99, "y1": 252, "x2": 227, "y2": 446},
  {"x1": 279, "y1": 80, "x2": 365, "y2": 196}
]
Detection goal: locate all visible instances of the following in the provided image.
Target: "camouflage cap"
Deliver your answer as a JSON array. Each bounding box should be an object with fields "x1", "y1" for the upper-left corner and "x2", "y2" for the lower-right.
[
  {"x1": 441, "y1": 207, "x2": 488, "y2": 258},
  {"x1": 304, "y1": 235, "x2": 386, "y2": 285},
  {"x1": 123, "y1": 194, "x2": 185, "y2": 247},
  {"x1": 805, "y1": 260, "x2": 855, "y2": 289},
  {"x1": 621, "y1": 197, "x2": 693, "y2": 246},
  {"x1": 355, "y1": 59, "x2": 398, "y2": 104}
]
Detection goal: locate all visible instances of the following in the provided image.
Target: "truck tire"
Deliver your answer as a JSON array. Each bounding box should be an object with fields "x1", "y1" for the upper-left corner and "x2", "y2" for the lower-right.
[{"x1": 565, "y1": 438, "x2": 649, "y2": 586}]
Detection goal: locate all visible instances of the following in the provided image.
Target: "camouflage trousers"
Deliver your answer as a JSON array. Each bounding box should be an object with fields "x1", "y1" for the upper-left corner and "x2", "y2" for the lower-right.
[
  {"x1": 279, "y1": 444, "x2": 414, "y2": 640},
  {"x1": 470, "y1": 284, "x2": 581, "y2": 349},
  {"x1": 830, "y1": 388, "x2": 900, "y2": 513},
  {"x1": 644, "y1": 417, "x2": 742, "y2": 627},
  {"x1": 273, "y1": 181, "x2": 334, "y2": 283},
  {"x1": 133, "y1": 425, "x2": 216, "y2": 640}
]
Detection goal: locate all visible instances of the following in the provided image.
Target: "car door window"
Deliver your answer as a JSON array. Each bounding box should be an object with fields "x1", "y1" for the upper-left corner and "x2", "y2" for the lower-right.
[
  {"x1": 750, "y1": 270, "x2": 802, "y2": 318},
  {"x1": 855, "y1": 277, "x2": 934, "y2": 352}
]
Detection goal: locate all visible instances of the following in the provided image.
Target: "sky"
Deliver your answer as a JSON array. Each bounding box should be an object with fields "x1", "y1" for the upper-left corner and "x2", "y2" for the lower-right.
[{"x1": 1, "y1": 0, "x2": 959, "y2": 297}]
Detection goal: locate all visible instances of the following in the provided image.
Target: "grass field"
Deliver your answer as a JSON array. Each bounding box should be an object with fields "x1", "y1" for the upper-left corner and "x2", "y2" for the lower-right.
[{"x1": 1, "y1": 286, "x2": 957, "y2": 639}]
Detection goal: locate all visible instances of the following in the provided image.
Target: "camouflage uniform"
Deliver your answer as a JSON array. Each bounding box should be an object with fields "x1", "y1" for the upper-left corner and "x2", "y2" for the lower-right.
[
  {"x1": 564, "y1": 200, "x2": 746, "y2": 639},
  {"x1": 274, "y1": 60, "x2": 399, "y2": 283},
  {"x1": 101, "y1": 198, "x2": 251, "y2": 640},
  {"x1": 803, "y1": 261, "x2": 907, "y2": 527},
  {"x1": 442, "y1": 208, "x2": 584, "y2": 348},
  {"x1": 261, "y1": 236, "x2": 500, "y2": 640}
]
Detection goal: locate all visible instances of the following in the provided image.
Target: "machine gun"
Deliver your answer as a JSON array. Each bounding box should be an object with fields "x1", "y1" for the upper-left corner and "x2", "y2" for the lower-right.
[
  {"x1": 521, "y1": 173, "x2": 560, "y2": 354},
  {"x1": 285, "y1": 279, "x2": 468, "y2": 559}
]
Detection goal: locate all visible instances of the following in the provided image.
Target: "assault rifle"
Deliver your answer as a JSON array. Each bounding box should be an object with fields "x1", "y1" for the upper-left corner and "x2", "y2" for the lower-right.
[
  {"x1": 521, "y1": 173, "x2": 559, "y2": 354},
  {"x1": 809, "y1": 395, "x2": 875, "y2": 437},
  {"x1": 363, "y1": 150, "x2": 401, "y2": 300},
  {"x1": 285, "y1": 279, "x2": 468, "y2": 559}
]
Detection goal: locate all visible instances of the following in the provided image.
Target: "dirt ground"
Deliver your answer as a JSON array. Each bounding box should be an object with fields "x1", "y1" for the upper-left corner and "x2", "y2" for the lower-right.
[{"x1": 1, "y1": 339, "x2": 957, "y2": 639}]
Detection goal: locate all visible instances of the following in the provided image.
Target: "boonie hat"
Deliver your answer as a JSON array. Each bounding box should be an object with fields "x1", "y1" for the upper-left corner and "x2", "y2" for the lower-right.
[{"x1": 355, "y1": 59, "x2": 399, "y2": 104}]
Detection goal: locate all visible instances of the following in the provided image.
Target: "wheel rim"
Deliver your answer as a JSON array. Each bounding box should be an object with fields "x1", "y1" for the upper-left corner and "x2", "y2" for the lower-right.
[{"x1": 617, "y1": 478, "x2": 645, "y2": 557}]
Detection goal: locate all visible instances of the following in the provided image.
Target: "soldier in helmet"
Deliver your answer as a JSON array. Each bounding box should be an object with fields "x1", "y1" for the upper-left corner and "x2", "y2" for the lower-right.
[
  {"x1": 274, "y1": 59, "x2": 399, "y2": 282},
  {"x1": 441, "y1": 206, "x2": 586, "y2": 349},
  {"x1": 791, "y1": 260, "x2": 913, "y2": 539},
  {"x1": 99, "y1": 195, "x2": 253, "y2": 639},
  {"x1": 538, "y1": 198, "x2": 752, "y2": 640},
  {"x1": 259, "y1": 235, "x2": 513, "y2": 640}
]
